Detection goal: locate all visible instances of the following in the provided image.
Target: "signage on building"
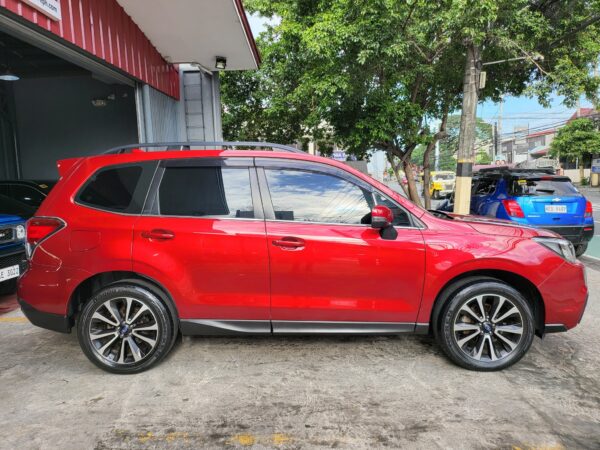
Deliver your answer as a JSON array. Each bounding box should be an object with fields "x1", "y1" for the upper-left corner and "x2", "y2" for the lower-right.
[
  {"x1": 592, "y1": 158, "x2": 600, "y2": 174},
  {"x1": 22, "y1": 0, "x2": 61, "y2": 21}
]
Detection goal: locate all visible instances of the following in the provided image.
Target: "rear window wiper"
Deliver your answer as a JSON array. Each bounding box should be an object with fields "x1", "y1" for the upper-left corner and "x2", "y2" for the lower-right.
[{"x1": 535, "y1": 189, "x2": 555, "y2": 193}]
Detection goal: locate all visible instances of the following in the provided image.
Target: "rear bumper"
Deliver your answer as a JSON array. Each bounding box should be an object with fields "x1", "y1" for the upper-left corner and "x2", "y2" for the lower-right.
[
  {"x1": 538, "y1": 225, "x2": 594, "y2": 245},
  {"x1": 19, "y1": 297, "x2": 71, "y2": 333}
]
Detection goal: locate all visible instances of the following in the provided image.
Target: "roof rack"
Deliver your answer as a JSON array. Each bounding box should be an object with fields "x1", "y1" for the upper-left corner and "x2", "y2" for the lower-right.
[
  {"x1": 477, "y1": 166, "x2": 556, "y2": 175},
  {"x1": 103, "y1": 141, "x2": 305, "y2": 155}
]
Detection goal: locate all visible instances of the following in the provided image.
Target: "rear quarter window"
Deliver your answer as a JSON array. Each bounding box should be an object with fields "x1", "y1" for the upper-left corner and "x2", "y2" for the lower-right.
[{"x1": 77, "y1": 162, "x2": 156, "y2": 213}]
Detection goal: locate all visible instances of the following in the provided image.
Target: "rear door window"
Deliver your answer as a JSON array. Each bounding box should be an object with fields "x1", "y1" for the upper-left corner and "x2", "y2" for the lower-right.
[
  {"x1": 158, "y1": 166, "x2": 255, "y2": 218},
  {"x1": 474, "y1": 178, "x2": 497, "y2": 195},
  {"x1": 510, "y1": 178, "x2": 579, "y2": 196}
]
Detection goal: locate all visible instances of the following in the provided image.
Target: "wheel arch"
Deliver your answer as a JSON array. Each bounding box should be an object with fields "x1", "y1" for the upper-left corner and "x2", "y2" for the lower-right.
[
  {"x1": 430, "y1": 269, "x2": 545, "y2": 338},
  {"x1": 67, "y1": 271, "x2": 180, "y2": 330}
]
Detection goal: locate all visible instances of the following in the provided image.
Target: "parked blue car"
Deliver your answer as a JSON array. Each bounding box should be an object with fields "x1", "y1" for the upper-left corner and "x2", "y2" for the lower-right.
[
  {"x1": 0, "y1": 214, "x2": 27, "y2": 295},
  {"x1": 470, "y1": 168, "x2": 594, "y2": 256}
]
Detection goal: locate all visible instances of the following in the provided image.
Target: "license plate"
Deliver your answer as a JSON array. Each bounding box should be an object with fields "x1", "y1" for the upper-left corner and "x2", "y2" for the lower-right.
[
  {"x1": 0, "y1": 264, "x2": 19, "y2": 282},
  {"x1": 545, "y1": 205, "x2": 567, "y2": 213}
]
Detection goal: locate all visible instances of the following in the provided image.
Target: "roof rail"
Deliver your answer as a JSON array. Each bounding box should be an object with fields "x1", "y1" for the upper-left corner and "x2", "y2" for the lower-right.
[{"x1": 103, "y1": 141, "x2": 305, "y2": 155}]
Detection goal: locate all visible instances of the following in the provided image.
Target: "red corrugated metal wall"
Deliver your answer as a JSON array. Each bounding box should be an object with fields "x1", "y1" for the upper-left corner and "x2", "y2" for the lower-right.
[{"x1": 0, "y1": 0, "x2": 179, "y2": 99}]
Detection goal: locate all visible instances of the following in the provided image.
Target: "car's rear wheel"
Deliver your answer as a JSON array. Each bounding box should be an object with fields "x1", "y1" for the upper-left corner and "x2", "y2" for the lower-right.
[
  {"x1": 77, "y1": 284, "x2": 174, "y2": 374},
  {"x1": 575, "y1": 243, "x2": 588, "y2": 257},
  {"x1": 437, "y1": 280, "x2": 535, "y2": 371}
]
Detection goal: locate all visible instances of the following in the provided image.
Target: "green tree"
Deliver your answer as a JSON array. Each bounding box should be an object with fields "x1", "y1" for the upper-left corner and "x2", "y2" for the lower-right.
[
  {"x1": 439, "y1": 115, "x2": 494, "y2": 169},
  {"x1": 550, "y1": 118, "x2": 600, "y2": 182},
  {"x1": 222, "y1": 0, "x2": 600, "y2": 208}
]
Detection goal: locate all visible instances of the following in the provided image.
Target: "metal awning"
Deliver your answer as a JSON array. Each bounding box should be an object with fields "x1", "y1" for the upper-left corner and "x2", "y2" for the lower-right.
[{"x1": 117, "y1": 0, "x2": 260, "y2": 71}]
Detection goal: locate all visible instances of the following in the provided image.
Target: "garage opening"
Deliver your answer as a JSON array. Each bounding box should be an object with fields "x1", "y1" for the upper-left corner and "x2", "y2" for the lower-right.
[{"x1": 0, "y1": 29, "x2": 138, "y2": 181}]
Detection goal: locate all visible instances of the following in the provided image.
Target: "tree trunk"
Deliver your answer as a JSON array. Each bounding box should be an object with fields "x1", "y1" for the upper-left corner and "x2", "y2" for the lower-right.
[
  {"x1": 580, "y1": 162, "x2": 585, "y2": 184},
  {"x1": 386, "y1": 151, "x2": 409, "y2": 197},
  {"x1": 422, "y1": 112, "x2": 449, "y2": 210},
  {"x1": 403, "y1": 159, "x2": 422, "y2": 207},
  {"x1": 453, "y1": 42, "x2": 481, "y2": 215}
]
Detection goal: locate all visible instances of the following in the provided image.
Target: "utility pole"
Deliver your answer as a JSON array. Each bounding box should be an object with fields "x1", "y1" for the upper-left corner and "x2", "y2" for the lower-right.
[
  {"x1": 498, "y1": 96, "x2": 503, "y2": 161},
  {"x1": 453, "y1": 42, "x2": 481, "y2": 215},
  {"x1": 493, "y1": 122, "x2": 498, "y2": 160},
  {"x1": 434, "y1": 140, "x2": 440, "y2": 171}
]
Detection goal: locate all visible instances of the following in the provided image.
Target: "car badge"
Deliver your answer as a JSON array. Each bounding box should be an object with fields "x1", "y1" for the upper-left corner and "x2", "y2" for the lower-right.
[{"x1": 552, "y1": 198, "x2": 561, "y2": 202}]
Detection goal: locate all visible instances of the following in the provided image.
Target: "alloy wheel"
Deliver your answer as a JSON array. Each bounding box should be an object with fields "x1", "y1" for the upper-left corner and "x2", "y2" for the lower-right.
[
  {"x1": 88, "y1": 297, "x2": 160, "y2": 365},
  {"x1": 452, "y1": 294, "x2": 524, "y2": 362}
]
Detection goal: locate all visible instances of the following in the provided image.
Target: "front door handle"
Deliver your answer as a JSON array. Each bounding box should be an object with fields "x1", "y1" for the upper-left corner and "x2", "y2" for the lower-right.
[
  {"x1": 141, "y1": 229, "x2": 175, "y2": 241},
  {"x1": 272, "y1": 236, "x2": 305, "y2": 250}
]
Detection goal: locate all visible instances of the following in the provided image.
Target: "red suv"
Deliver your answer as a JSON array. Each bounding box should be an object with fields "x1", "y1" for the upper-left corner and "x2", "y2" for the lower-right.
[{"x1": 18, "y1": 143, "x2": 588, "y2": 373}]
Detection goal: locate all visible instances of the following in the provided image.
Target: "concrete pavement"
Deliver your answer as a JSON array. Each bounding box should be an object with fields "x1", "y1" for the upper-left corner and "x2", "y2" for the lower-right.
[{"x1": 1, "y1": 263, "x2": 599, "y2": 449}]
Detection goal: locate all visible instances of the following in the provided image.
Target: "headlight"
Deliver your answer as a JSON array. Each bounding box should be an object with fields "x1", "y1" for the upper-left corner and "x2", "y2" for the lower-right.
[
  {"x1": 533, "y1": 237, "x2": 577, "y2": 263},
  {"x1": 15, "y1": 225, "x2": 26, "y2": 240}
]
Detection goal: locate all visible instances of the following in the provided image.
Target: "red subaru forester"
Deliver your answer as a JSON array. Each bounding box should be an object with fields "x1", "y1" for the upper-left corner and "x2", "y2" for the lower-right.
[{"x1": 18, "y1": 143, "x2": 588, "y2": 373}]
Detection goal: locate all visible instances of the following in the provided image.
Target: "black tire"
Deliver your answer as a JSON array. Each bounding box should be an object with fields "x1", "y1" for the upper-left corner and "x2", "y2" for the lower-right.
[
  {"x1": 575, "y1": 243, "x2": 588, "y2": 257},
  {"x1": 0, "y1": 279, "x2": 17, "y2": 295},
  {"x1": 436, "y1": 280, "x2": 535, "y2": 371},
  {"x1": 77, "y1": 284, "x2": 174, "y2": 374}
]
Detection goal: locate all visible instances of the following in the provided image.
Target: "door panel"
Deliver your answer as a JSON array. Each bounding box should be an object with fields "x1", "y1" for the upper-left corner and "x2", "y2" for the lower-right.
[
  {"x1": 133, "y1": 216, "x2": 270, "y2": 320},
  {"x1": 133, "y1": 161, "x2": 270, "y2": 320},
  {"x1": 257, "y1": 163, "x2": 426, "y2": 324},
  {"x1": 266, "y1": 221, "x2": 425, "y2": 322}
]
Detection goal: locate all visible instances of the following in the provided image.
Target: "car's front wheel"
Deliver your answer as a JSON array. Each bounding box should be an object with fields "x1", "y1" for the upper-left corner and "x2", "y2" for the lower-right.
[
  {"x1": 437, "y1": 280, "x2": 535, "y2": 371},
  {"x1": 77, "y1": 284, "x2": 174, "y2": 374},
  {"x1": 575, "y1": 243, "x2": 588, "y2": 257}
]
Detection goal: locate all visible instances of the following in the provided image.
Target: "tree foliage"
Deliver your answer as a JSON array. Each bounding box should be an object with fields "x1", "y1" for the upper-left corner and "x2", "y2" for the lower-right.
[
  {"x1": 550, "y1": 118, "x2": 600, "y2": 160},
  {"x1": 222, "y1": 0, "x2": 600, "y2": 205}
]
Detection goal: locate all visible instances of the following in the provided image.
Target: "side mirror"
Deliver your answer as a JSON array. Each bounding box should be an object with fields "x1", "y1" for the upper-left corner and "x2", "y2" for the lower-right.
[{"x1": 371, "y1": 205, "x2": 393, "y2": 229}]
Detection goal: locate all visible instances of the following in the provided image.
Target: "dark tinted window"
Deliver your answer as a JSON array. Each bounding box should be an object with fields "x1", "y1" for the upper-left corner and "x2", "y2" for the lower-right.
[
  {"x1": 10, "y1": 185, "x2": 46, "y2": 207},
  {"x1": 373, "y1": 192, "x2": 411, "y2": 226},
  {"x1": 79, "y1": 166, "x2": 142, "y2": 211},
  {"x1": 510, "y1": 178, "x2": 579, "y2": 196},
  {"x1": 265, "y1": 169, "x2": 371, "y2": 224},
  {"x1": 158, "y1": 167, "x2": 254, "y2": 218},
  {"x1": 474, "y1": 178, "x2": 497, "y2": 195}
]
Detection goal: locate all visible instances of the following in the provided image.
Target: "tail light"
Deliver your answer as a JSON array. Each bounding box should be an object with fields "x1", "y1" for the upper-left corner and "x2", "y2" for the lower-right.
[
  {"x1": 585, "y1": 200, "x2": 593, "y2": 218},
  {"x1": 502, "y1": 199, "x2": 525, "y2": 218},
  {"x1": 26, "y1": 217, "x2": 65, "y2": 257}
]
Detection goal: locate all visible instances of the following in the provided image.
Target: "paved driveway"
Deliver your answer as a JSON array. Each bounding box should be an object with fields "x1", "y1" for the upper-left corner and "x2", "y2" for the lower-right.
[{"x1": 1, "y1": 263, "x2": 599, "y2": 449}]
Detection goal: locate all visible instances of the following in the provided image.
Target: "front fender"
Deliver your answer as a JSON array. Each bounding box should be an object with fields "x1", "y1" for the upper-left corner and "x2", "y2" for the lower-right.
[{"x1": 416, "y1": 232, "x2": 565, "y2": 324}]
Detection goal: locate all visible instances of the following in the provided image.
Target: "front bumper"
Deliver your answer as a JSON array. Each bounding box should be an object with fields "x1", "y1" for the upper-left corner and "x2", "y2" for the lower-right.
[
  {"x1": 19, "y1": 297, "x2": 71, "y2": 333},
  {"x1": 0, "y1": 249, "x2": 27, "y2": 272},
  {"x1": 539, "y1": 261, "x2": 588, "y2": 331}
]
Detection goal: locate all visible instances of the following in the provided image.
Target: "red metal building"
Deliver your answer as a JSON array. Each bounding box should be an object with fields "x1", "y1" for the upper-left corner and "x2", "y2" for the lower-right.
[{"x1": 0, "y1": 0, "x2": 259, "y2": 180}]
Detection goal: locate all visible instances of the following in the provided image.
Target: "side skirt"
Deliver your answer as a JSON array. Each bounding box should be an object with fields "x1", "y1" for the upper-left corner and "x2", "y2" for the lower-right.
[
  {"x1": 179, "y1": 320, "x2": 421, "y2": 336},
  {"x1": 272, "y1": 321, "x2": 416, "y2": 334}
]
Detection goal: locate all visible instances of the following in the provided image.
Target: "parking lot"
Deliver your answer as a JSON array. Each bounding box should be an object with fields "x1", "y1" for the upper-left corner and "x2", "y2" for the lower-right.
[{"x1": 0, "y1": 261, "x2": 597, "y2": 449}]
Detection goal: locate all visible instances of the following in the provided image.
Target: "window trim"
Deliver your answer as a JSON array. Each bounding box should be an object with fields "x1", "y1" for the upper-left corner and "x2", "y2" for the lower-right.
[
  {"x1": 143, "y1": 158, "x2": 263, "y2": 220},
  {"x1": 256, "y1": 160, "x2": 420, "y2": 228}
]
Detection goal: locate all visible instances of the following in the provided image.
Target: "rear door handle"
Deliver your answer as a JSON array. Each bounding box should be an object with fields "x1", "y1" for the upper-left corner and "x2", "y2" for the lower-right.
[
  {"x1": 272, "y1": 236, "x2": 305, "y2": 250},
  {"x1": 141, "y1": 229, "x2": 175, "y2": 241}
]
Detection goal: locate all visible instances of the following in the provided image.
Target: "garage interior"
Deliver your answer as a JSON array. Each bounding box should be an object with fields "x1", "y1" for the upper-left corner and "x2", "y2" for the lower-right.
[{"x1": 0, "y1": 29, "x2": 137, "y2": 181}]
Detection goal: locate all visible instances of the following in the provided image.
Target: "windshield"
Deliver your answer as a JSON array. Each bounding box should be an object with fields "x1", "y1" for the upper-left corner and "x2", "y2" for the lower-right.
[
  {"x1": 434, "y1": 174, "x2": 455, "y2": 181},
  {"x1": 510, "y1": 178, "x2": 579, "y2": 196}
]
